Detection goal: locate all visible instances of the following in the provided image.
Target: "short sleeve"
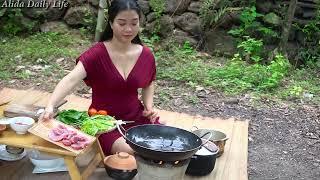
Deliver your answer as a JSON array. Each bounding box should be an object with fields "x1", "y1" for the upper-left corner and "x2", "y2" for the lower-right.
[
  {"x1": 146, "y1": 47, "x2": 156, "y2": 85},
  {"x1": 75, "y1": 43, "x2": 100, "y2": 86}
]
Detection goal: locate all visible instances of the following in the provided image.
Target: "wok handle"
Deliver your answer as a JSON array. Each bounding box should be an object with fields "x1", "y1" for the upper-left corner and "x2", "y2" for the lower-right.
[
  {"x1": 200, "y1": 132, "x2": 213, "y2": 146},
  {"x1": 116, "y1": 122, "x2": 128, "y2": 140}
]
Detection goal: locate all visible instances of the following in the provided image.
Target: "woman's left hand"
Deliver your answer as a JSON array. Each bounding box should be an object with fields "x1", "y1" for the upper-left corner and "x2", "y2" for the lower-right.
[{"x1": 142, "y1": 108, "x2": 159, "y2": 123}]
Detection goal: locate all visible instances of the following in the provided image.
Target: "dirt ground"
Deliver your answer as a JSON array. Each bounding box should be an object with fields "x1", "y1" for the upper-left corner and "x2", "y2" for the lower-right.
[{"x1": 1, "y1": 54, "x2": 319, "y2": 180}]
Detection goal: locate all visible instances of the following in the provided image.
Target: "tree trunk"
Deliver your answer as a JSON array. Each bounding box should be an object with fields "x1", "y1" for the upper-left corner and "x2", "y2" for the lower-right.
[
  {"x1": 95, "y1": 0, "x2": 109, "y2": 41},
  {"x1": 279, "y1": 0, "x2": 297, "y2": 55}
]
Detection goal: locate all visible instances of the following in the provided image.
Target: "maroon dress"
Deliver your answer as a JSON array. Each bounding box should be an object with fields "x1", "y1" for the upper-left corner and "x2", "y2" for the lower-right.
[{"x1": 76, "y1": 42, "x2": 160, "y2": 155}]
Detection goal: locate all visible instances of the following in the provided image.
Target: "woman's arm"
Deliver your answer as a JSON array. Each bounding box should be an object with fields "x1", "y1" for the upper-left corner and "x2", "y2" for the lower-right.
[
  {"x1": 141, "y1": 82, "x2": 158, "y2": 122},
  {"x1": 141, "y1": 82, "x2": 155, "y2": 110},
  {"x1": 41, "y1": 62, "x2": 87, "y2": 120}
]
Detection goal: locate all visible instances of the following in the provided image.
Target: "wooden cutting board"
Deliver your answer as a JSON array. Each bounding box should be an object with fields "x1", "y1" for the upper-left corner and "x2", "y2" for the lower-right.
[
  {"x1": 28, "y1": 119, "x2": 96, "y2": 155},
  {"x1": 3, "y1": 100, "x2": 67, "y2": 120}
]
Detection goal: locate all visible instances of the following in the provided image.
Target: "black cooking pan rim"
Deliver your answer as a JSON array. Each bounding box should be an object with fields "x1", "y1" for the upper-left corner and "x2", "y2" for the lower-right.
[{"x1": 125, "y1": 124, "x2": 202, "y2": 154}]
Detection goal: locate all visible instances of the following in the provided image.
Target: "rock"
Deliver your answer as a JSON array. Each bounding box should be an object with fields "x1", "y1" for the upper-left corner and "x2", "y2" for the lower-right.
[
  {"x1": 219, "y1": 11, "x2": 242, "y2": 29},
  {"x1": 145, "y1": 21, "x2": 156, "y2": 34},
  {"x1": 173, "y1": 29, "x2": 189, "y2": 36},
  {"x1": 188, "y1": 1, "x2": 201, "y2": 13},
  {"x1": 256, "y1": 0, "x2": 273, "y2": 13},
  {"x1": 224, "y1": 98, "x2": 239, "y2": 104},
  {"x1": 173, "y1": 12, "x2": 201, "y2": 36},
  {"x1": 158, "y1": 15, "x2": 175, "y2": 37},
  {"x1": 88, "y1": 0, "x2": 99, "y2": 7},
  {"x1": 56, "y1": 58, "x2": 65, "y2": 63},
  {"x1": 164, "y1": 0, "x2": 191, "y2": 15},
  {"x1": 138, "y1": 0, "x2": 150, "y2": 14},
  {"x1": 15, "y1": 66, "x2": 25, "y2": 72},
  {"x1": 293, "y1": 17, "x2": 312, "y2": 26},
  {"x1": 140, "y1": 13, "x2": 147, "y2": 27},
  {"x1": 146, "y1": 12, "x2": 157, "y2": 22},
  {"x1": 203, "y1": 29, "x2": 237, "y2": 56},
  {"x1": 31, "y1": 65, "x2": 44, "y2": 71},
  {"x1": 68, "y1": 0, "x2": 87, "y2": 6},
  {"x1": 63, "y1": 5, "x2": 96, "y2": 26},
  {"x1": 145, "y1": 15, "x2": 174, "y2": 37},
  {"x1": 21, "y1": 0, "x2": 67, "y2": 21},
  {"x1": 171, "y1": 29, "x2": 198, "y2": 47},
  {"x1": 297, "y1": 1, "x2": 318, "y2": 9},
  {"x1": 263, "y1": 12, "x2": 281, "y2": 26},
  {"x1": 40, "y1": 21, "x2": 70, "y2": 33},
  {"x1": 173, "y1": 35, "x2": 198, "y2": 47},
  {"x1": 302, "y1": 9, "x2": 317, "y2": 18},
  {"x1": 296, "y1": 30, "x2": 307, "y2": 44},
  {"x1": 14, "y1": 55, "x2": 22, "y2": 62}
]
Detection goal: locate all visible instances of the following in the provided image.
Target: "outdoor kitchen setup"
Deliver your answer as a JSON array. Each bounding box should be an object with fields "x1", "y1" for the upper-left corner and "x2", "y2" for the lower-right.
[{"x1": 114, "y1": 123, "x2": 221, "y2": 179}]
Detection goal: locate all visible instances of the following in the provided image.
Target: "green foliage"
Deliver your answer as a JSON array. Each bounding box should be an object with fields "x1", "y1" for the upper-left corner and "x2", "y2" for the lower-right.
[
  {"x1": 228, "y1": 6, "x2": 278, "y2": 40},
  {"x1": 140, "y1": 34, "x2": 160, "y2": 51},
  {"x1": 82, "y1": 10, "x2": 97, "y2": 33},
  {"x1": 149, "y1": 0, "x2": 165, "y2": 34},
  {"x1": 0, "y1": 9, "x2": 37, "y2": 36},
  {"x1": 0, "y1": 32, "x2": 90, "y2": 80},
  {"x1": 293, "y1": 9, "x2": 320, "y2": 68},
  {"x1": 199, "y1": 0, "x2": 230, "y2": 30},
  {"x1": 237, "y1": 36, "x2": 263, "y2": 62},
  {"x1": 206, "y1": 53, "x2": 290, "y2": 93},
  {"x1": 276, "y1": 68, "x2": 320, "y2": 102}
]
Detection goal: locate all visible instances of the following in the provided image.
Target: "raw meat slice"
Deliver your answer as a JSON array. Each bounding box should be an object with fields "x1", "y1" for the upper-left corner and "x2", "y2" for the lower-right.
[
  {"x1": 52, "y1": 128, "x2": 63, "y2": 135},
  {"x1": 48, "y1": 131, "x2": 64, "y2": 142},
  {"x1": 62, "y1": 139, "x2": 72, "y2": 146},
  {"x1": 71, "y1": 143, "x2": 83, "y2": 150}
]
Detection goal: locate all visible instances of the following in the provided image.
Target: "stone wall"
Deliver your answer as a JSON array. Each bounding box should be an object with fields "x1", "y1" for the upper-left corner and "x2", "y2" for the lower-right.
[{"x1": 3, "y1": 0, "x2": 319, "y2": 56}]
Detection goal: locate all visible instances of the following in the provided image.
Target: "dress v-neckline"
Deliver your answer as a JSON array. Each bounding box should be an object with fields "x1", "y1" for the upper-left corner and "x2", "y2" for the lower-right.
[{"x1": 101, "y1": 42, "x2": 144, "y2": 82}]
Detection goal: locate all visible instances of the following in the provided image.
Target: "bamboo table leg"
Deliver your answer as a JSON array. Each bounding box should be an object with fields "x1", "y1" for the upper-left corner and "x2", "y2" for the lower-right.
[{"x1": 64, "y1": 156, "x2": 81, "y2": 180}]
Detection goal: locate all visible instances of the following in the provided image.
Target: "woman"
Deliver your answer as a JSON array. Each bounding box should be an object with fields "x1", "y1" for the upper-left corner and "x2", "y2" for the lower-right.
[{"x1": 40, "y1": 0, "x2": 161, "y2": 156}]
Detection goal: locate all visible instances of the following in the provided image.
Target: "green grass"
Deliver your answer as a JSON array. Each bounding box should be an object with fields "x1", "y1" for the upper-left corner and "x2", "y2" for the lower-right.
[
  {"x1": 154, "y1": 40, "x2": 320, "y2": 104},
  {"x1": 1, "y1": 32, "x2": 319, "y2": 104},
  {"x1": 0, "y1": 32, "x2": 90, "y2": 80}
]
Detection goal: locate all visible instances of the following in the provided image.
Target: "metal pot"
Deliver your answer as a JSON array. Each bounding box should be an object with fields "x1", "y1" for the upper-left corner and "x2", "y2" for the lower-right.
[
  {"x1": 192, "y1": 127, "x2": 228, "y2": 157},
  {"x1": 117, "y1": 124, "x2": 211, "y2": 161},
  {"x1": 185, "y1": 140, "x2": 219, "y2": 176}
]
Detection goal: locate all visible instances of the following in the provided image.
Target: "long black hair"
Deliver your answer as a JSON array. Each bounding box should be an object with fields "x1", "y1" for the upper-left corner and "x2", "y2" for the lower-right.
[{"x1": 99, "y1": 0, "x2": 142, "y2": 45}]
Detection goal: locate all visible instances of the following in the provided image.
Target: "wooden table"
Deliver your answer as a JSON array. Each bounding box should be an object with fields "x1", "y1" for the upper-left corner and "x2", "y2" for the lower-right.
[
  {"x1": 0, "y1": 113, "x2": 103, "y2": 180},
  {"x1": 0, "y1": 88, "x2": 249, "y2": 180}
]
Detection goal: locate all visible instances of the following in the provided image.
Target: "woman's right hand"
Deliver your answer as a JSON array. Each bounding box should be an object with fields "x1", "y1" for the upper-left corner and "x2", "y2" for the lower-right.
[{"x1": 38, "y1": 106, "x2": 54, "y2": 122}]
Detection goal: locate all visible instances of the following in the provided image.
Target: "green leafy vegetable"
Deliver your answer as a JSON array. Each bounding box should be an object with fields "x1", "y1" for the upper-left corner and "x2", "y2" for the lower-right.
[
  {"x1": 57, "y1": 109, "x2": 117, "y2": 136},
  {"x1": 57, "y1": 109, "x2": 89, "y2": 127}
]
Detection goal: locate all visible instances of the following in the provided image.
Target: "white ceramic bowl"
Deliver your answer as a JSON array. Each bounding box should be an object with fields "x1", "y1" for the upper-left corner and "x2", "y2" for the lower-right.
[
  {"x1": 9, "y1": 117, "x2": 35, "y2": 135},
  {"x1": 28, "y1": 150, "x2": 65, "y2": 169}
]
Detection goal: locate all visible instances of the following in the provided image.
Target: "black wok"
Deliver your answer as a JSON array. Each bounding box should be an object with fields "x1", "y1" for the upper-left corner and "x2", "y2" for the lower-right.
[{"x1": 117, "y1": 124, "x2": 211, "y2": 161}]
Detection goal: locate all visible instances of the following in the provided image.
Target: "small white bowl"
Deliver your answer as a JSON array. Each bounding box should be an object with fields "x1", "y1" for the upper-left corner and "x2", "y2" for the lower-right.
[{"x1": 9, "y1": 117, "x2": 35, "y2": 135}]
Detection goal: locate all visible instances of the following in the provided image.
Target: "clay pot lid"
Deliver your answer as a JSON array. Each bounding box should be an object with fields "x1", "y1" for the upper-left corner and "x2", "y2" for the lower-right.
[{"x1": 104, "y1": 152, "x2": 137, "y2": 170}]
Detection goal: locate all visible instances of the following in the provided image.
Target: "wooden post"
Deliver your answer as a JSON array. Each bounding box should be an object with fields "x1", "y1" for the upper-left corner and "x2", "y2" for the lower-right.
[
  {"x1": 95, "y1": 0, "x2": 109, "y2": 41},
  {"x1": 279, "y1": 0, "x2": 297, "y2": 55}
]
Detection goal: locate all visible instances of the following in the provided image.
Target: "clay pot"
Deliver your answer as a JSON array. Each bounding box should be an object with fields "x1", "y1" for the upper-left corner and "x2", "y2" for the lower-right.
[{"x1": 103, "y1": 152, "x2": 137, "y2": 180}]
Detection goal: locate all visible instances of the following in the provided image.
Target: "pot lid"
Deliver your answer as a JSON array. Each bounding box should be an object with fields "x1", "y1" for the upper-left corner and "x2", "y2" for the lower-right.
[
  {"x1": 196, "y1": 140, "x2": 219, "y2": 156},
  {"x1": 104, "y1": 152, "x2": 137, "y2": 170}
]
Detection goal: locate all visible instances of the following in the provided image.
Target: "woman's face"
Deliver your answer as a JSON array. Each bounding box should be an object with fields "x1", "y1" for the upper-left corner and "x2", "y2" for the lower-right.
[{"x1": 111, "y1": 10, "x2": 140, "y2": 43}]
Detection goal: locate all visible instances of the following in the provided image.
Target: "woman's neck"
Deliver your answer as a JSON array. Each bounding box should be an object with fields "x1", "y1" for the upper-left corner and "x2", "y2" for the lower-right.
[{"x1": 109, "y1": 38, "x2": 131, "y2": 52}]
